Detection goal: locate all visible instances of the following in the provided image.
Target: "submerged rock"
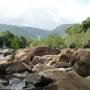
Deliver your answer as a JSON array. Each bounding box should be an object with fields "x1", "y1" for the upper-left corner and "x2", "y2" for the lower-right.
[{"x1": 13, "y1": 71, "x2": 29, "y2": 79}]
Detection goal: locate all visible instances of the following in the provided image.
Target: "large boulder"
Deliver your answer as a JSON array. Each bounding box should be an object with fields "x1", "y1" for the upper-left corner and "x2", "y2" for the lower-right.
[
  {"x1": 15, "y1": 48, "x2": 33, "y2": 62},
  {"x1": 70, "y1": 50, "x2": 90, "y2": 77},
  {"x1": 31, "y1": 46, "x2": 61, "y2": 56},
  {"x1": 32, "y1": 50, "x2": 72, "y2": 68},
  {"x1": 15, "y1": 46, "x2": 61, "y2": 62},
  {"x1": 39, "y1": 69, "x2": 90, "y2": 90}
]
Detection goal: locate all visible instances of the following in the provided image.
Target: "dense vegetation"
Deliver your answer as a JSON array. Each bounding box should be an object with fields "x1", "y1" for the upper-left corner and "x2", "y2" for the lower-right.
[
  {"x1": 29, "y1": 18, "x2": 90, "y2": 48},
  {"x1": 65, "y1": 18, "x2": 90, "y2": 48},
  {"x1": 0, "y1": 31, "x2": 28, "y2": 50},
  {"x1": 0, "y1": 18, "x2": 90, "y2": 49}
]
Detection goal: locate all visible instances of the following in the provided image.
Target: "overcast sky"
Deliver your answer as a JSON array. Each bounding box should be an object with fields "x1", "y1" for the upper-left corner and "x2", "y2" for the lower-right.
[{"x1": 0, "y1": 0, "x2": 90, "y2": 30}]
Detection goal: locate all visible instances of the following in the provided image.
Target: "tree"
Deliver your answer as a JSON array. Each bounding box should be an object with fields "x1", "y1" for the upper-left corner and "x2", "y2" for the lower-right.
[
  {"x1": 0, "y1": 37, "x2": 4, "y2": 48},
  {"x1": 65, "y1": 24, "x2": 81, "y2": 35},
  {"x1": 44, "y1": 34, "x2": 65, "y2": 48},
  {"x1": 19, "y1": 36, "x2": 27, "y2": 48},
  {"x1": 11, "y1": 37, "x2": 20, "y2": 50},
  {"x1": 65, "y1": 24, "x2": 84, "y2": 48},
  {"x1": 80, "y1": 17, "x2": 90, "y2": 32},
  {"x1": 0, "y1": 31, "x2": 14, "y2": 48},
  {"x1": 30, "y1": 39, "x2": 41, "y2": 47},
  {"x1": 0, "y1": 31, "x2": 28, "y2": 49}
]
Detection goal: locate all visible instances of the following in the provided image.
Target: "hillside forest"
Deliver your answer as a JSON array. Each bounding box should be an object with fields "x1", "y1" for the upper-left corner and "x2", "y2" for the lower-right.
[{"x1": 0, "y1": 18, "x2": 90, "y2": 50}]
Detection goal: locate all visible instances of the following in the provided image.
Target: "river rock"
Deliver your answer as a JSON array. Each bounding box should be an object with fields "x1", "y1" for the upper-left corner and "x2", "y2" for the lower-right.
[
  {"x1": 32, "y1": 63, "x2": 55, "y2": 72},
  {"x1": 54, "y1": 62, "x2": 71, "y2": 68},
  {"x1": 39, "y1": 69, "x2": 90, "y2": 90},
  {"x1": 32, "y1": 56, "x2": 46, "y2": 65},
  {"x1": 15, "y1": 46, "x2": 61, "y2": 62},
  {"x1": 70, "y1": 50, "x2": 90, "y2": 77},
  {"x1": 32, "y1": 46, "x2": 61, "y2": 56},
  {"x1": 6, "y1": 61, "x2": 34, "y2": 74}
]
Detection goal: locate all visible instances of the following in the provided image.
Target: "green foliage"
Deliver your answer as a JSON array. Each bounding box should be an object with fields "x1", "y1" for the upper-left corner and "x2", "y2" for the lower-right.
[
  {"x1": 1, "y1": 18, "x2": 90, "y2": 49},
  {"x1": 65, "y1": 32, "x2": 84, "y2": 48},
  {"x1": 66, "y1": 24, "x2": 81, "y2": 35},
  {"x1": 65, "y1": 17, "x2": 90, "y2": 48},
  {"x1": 11, "y1": 37, "x2": 20, "y2": 50},
  {"x1": 19, "y1": 36, "x2": 28, "y2": 48},
  {"x1": 0, "y1": 31, "x2": 28, "y2": 49},
  {"x1": 29, "y1": 34, "x2": 65, "y2": 48},
  {"x1": 44, "y1": 34, "x2": 65, "y2": 48},
  {"x1": 81, "y1": 18, "x2": 90, "y2": 32},
  {"x1": 29, "y1": 17, "x2": 90, "y2": 49},
  {"x1": 30, "y1": 39, "x2": 41, "y2": 47}
]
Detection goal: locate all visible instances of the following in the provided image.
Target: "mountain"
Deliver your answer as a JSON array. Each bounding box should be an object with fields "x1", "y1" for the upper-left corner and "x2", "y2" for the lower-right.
[
  {"x1": 0, "y1": 24, "x2": 71, "y2": 39},
  {"x1": 52, "y1": 24, "x2": 72, "y2": 36},
  {"x1": 0, "y1": 24, "x2": 50, "y2": 39}
]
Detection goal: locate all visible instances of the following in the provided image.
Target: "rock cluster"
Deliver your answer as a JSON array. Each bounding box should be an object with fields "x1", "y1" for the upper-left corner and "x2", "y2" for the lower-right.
[{"x1": 0, "y1": 47, "x2": 90, "y2": 90}]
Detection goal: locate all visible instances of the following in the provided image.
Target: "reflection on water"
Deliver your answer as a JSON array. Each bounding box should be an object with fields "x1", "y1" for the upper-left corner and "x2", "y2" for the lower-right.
[
  {"x1": 9, "y1": 79, "x2": 25, "y2": 90},
  {"x1": 0, "y1": 54, "x2": 4, "y2": 60},
  {"x1": 0, "y1": 78, "x2": 25, "y2": 90}
]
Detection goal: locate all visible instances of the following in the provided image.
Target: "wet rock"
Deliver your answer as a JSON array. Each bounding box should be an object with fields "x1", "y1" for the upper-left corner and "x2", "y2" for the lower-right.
[
  {"x1": 13, "y1": 71, "x2": 29, "y2": 79},
  {"x1": 0, "y1": 78, "x2": 25, "y2": 90},
  {"x1": 23, "y1": 84, "x2": 35, "y2": 90}
]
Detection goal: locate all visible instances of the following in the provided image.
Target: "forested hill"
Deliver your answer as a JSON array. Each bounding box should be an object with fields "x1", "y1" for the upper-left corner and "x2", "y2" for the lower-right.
[
  {"x1": 0, "y1": 24, "x2": 71, "y2": 39},
  {"x1": 51, "y1": 24, "x2": 72, "y2": 36},
  {"x1": 0, "y1": 24, "x2": 50, "y2": 39}
]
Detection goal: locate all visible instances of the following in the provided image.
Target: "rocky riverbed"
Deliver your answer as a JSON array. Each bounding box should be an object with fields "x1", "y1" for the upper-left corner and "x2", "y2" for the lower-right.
[{"x1": 0, "y1": 46, "x2": 90, "y2": 90}]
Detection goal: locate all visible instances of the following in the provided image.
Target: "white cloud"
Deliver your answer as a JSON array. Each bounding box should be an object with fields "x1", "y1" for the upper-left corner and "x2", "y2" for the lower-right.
[{"x1": 0, "y1": 0, "x2": 90, "y2": 30}]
